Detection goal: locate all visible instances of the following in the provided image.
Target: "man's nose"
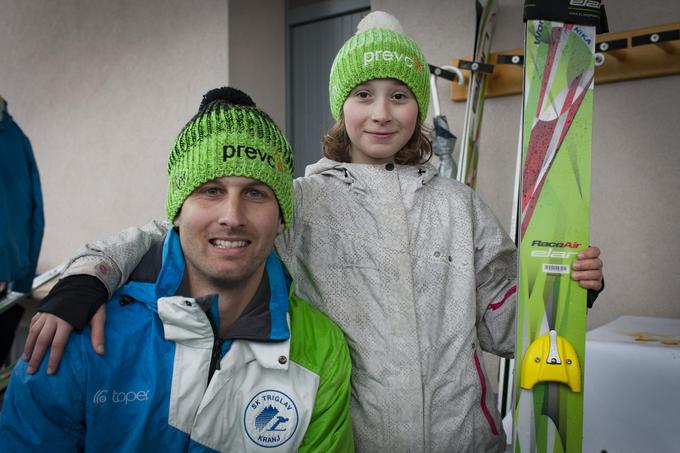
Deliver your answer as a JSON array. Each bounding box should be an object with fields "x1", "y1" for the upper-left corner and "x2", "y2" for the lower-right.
[{"x1": 217, "y1": 196, "x2": 246, "y2": 227}]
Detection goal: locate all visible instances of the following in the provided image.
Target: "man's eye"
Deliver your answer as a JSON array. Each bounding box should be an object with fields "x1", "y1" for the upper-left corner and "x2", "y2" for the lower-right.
[
  {"x1": 202, "y1": 187, "x2": 222, "y2": 196},
  {"x1": 246, "y1": 189, "x2": 265, "y2": 198}
]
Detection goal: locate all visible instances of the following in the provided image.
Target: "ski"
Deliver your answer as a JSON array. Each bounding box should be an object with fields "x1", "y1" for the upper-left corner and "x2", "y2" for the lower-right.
[
  {"x1": 496, "y1": 125, "x2": 523, "y2": 427},
  {"x1": 512, "y1": 1, "x2": 605, "y2": 452},
  {"x1": 457, "y1": 0, "x2": 498, "y2": 188}
]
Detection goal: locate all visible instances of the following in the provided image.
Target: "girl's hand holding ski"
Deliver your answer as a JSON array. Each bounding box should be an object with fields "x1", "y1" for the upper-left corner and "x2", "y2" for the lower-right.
[{"x1": 571, "y1": 246, "x2": 603, "y2": 291}]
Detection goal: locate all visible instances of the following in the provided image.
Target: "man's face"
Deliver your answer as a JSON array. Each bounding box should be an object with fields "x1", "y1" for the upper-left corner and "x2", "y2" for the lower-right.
[{"x1": 174, "y1": 176, "x2": 283, "y2": 293}]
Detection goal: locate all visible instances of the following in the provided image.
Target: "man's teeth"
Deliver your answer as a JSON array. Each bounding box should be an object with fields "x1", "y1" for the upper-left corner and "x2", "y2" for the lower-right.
[{"x1": 212, "y1": 239, "x2": 247, "y2": 249}]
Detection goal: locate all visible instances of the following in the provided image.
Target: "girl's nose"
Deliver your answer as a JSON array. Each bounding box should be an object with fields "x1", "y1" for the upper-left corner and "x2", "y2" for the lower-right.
[{"x1": 371, "y1": 98, "x2": 392, "y2": 123}]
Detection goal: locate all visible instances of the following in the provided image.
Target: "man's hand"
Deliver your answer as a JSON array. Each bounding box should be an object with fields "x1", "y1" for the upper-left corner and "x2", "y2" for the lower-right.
[
  {"x1": 23, "y1": 305, "x2": 106, "y2": 375},
  {"x1": 571, "y1": 246, "x2": 603, "y2": 291}
]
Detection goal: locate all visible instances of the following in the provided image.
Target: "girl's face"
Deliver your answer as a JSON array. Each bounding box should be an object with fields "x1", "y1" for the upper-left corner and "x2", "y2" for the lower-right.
[{"x1": 342, "y1": 79, "x2": 418, "y2": 164}]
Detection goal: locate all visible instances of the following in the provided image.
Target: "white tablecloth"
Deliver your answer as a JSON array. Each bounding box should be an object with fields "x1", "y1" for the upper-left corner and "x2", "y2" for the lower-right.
[{"x1": 583, "y1": 315, "x2": 680, "y2": 453}]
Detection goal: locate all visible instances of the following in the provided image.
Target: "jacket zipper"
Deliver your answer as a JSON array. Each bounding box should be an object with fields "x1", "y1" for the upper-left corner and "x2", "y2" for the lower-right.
[
  {"x1": 208, "y1": 337, "x2": 223, "y2": 384},
  {"x1": 207, "y1": 310, "x2": 222, "y2": 385}
]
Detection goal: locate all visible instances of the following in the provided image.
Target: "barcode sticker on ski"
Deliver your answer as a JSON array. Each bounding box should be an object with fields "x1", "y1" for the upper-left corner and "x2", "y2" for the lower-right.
[{"x1": 542, "y1": 263, "x2": 570, "y2": 274}]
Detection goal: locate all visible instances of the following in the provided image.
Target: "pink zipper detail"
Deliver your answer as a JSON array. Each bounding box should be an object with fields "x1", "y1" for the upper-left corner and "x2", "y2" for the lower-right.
[
  {"x1": 488, "y1": 285, "x2": 517, "y2": 311},
  {"x1": 473, "y1": 350, "x2": 499, "y2": 435}
]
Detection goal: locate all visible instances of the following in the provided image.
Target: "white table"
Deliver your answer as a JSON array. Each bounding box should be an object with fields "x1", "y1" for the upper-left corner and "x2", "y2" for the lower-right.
[{"x1": 583, "y1": 316, "x2": 680, "y2": 453}]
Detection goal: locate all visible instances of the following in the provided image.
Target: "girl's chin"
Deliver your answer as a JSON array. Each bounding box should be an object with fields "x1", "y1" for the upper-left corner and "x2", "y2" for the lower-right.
[{"x1": 350, "y1": 150, "x2": 399, "y2": 164}]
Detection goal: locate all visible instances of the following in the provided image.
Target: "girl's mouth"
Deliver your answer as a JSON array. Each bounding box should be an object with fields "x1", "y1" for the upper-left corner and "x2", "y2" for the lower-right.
[{"x1": 367, "y1": 131, "x2": 395, "y2": 138}]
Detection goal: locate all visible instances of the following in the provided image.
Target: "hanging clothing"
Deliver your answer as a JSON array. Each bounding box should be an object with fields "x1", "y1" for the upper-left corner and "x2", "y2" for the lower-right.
[{"x1": 0, "y1": 97, "x2": 44, "y2": 293}]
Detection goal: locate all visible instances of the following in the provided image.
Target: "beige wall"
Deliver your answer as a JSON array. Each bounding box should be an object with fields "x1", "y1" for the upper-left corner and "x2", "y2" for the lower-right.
[
  {"x1": 375, "y1": 0, "x2": 680, "y2": 328},
  {"x1": 1, "y1": 0, "x2": 230, "y2": 271},
  {"x1": 3, "y1": 0, "x2": 678, "y2": 330},
  {"x1": 228, "y1": 0, "x2": 286, "y2": 131}
]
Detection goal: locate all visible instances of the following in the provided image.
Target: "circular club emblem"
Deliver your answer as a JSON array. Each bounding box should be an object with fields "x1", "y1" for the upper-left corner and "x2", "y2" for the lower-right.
[{"x1": 244, "y1": 389, "x2": 299, "y2": 448}]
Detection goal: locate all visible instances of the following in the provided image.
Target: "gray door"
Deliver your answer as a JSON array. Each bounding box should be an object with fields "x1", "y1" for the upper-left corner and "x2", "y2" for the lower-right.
[{"x1": 287, "y1": 2, "x2": 369, "y2": 177}]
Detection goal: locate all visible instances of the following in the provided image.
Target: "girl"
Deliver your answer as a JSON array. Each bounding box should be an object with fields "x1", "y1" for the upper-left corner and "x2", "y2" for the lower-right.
[{"x1": 25, "y1": 12, "x2": 603, "y2": 453}]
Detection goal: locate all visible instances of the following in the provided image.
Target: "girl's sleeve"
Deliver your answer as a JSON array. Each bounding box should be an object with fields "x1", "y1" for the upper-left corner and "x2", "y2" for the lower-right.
[
  {"x1": 63, "y1": 220, "x2": 170, "y2": 297},
  {"x1": 39, "y1": 221, "x2": 170, "y2": 329},
  {"x1": 471, "y1": 194, "x2": 518, "y2": 358}
]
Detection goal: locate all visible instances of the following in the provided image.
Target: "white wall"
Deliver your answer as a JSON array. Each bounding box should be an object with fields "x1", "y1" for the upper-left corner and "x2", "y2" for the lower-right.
[
  {"x1": 374, "y1": 0, "x2": 680, "y2": 328},
  {"x1": 1, "y1": 0, "x2": 229, "y2": 270}
]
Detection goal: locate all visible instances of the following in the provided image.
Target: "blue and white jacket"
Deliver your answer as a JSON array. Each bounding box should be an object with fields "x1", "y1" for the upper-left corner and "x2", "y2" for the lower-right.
[{"x1": 0, "y1": 229, "x2": 353, "y2": 452}]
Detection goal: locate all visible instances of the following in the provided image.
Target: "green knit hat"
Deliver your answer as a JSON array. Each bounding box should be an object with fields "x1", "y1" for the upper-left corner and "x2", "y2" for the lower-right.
[
  {"x1": 329, "y1": 11, "x2": 430, "y2": 121},
  {"x1": 166, "y1": 87, "x2": 294, "y2": 227}
]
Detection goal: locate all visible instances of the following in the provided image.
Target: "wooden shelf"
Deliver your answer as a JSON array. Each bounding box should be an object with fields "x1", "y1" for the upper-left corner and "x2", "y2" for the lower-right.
[{"x1": 451, "y1": 22, "x2": 680, "y2": 102}]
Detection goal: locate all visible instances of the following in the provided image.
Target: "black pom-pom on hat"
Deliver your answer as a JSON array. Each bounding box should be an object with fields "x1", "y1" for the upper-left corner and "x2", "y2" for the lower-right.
[{"x1": 199, "y1": 87, "x2": 255, "y2": 112}]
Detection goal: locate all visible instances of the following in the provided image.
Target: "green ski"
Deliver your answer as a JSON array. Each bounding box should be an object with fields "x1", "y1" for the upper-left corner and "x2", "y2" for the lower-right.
[{"x1": 512, "y1": 1, "x2": 605, "y2": 452}]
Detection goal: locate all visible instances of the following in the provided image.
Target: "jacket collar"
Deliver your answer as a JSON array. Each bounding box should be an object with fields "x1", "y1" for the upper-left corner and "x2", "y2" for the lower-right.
[
  {"x1": 304, "y1": 157, "x2": 437, "y2": 188},
  {"x1": 116, "y1": 228, "x2": 291, "y2": 342}
]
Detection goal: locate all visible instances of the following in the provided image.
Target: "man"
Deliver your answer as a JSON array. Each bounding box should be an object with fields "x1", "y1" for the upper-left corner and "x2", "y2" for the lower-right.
[{"x1": 0, "y1": 87, "x2": 353, "y2": 452}]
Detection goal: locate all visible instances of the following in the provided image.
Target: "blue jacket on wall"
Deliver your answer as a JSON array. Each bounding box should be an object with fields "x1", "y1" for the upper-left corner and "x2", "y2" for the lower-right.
[{"x1": 0, "y1": 97, "x2": 44, "y2": 293}]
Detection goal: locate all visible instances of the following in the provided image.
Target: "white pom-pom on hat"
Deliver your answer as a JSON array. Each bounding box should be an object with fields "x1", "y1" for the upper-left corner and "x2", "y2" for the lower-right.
[{"x1": 355, "y1": 11, "x2": 404, "y2": 35}]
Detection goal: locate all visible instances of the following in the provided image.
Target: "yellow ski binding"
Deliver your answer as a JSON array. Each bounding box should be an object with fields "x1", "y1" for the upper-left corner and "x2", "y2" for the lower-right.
[{"x1": 520, "y1": 330, "x2": 582, "y2": 392}]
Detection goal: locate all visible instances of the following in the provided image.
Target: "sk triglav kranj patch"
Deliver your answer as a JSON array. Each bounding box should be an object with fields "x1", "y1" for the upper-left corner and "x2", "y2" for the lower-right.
[{"x1": 244, "y1": 389, "x2": 300, "y2": 448}]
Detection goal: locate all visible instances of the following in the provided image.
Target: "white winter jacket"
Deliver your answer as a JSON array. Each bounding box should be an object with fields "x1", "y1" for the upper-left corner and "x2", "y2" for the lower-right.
[
  {"x1": 65, "y1": 158, "x2": 517, "y2": 452},
  {"x1": 276, "y1": 159, "x2": 517, "y2": 452}
]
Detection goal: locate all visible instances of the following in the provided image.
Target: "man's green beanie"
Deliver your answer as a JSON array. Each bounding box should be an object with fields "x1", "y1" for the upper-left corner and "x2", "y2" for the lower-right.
[
  {"x1": 166, "y1": 87, "x2": 294, "y2": 227},
  {"x1": 328, "y1": 11, "x2": 430, "y2": 121}
]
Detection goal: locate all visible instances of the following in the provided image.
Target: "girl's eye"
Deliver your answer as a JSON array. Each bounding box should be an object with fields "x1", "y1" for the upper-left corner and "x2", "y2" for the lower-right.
[
  {"x1": 393, "y1": 92, "x2": 408, "y2": 100},
  {"x1": 354, "y1": 90, "x2": 370, "y2": 99}
]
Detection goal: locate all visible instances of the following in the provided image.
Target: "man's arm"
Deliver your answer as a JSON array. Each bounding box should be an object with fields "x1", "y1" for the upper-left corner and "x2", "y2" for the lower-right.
[
  {"x1": 296, "y1": 305, "x2": 354, "y2": 452},
  {"x1": 0, "y1": 337, "x2": 86, "y2": 451}
]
